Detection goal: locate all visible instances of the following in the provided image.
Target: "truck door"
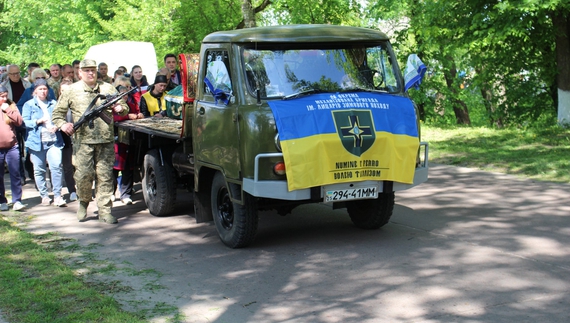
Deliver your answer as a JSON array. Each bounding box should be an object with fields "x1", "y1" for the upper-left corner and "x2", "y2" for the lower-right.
[{"x1": 194, "y1": 49, "x2": 241, "y2": 179}]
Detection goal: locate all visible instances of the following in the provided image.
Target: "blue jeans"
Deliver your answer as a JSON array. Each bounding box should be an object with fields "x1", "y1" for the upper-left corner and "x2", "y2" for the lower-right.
[
  {"x1": 0, "y1": 144, "x2": 22, "y2": 203},
  {"x1": 30, "y1": 145, "x2": 63, "y2": 199}
]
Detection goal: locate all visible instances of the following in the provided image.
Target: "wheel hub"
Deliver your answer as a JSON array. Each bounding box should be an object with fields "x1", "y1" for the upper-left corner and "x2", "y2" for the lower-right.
[
  {"x1": 217, "y1": 190, "x2": 234, "y2": 230},
  {"x1": 146, "y1": 168, "x2": 157, "y2": 199}
]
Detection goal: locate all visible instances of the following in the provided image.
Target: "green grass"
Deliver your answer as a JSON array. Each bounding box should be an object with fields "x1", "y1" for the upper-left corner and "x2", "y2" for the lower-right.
[
  {"x1": 422, "y1": 124, "x2": 570, "y2": 183},
  {"x1": 0, "y1": 217, "x2": 147, "y2": 323}
]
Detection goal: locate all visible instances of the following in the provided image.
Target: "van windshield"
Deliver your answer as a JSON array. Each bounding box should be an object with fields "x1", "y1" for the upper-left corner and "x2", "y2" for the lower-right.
[{"x1": 242, "y1": 44, "x2": 401, "y2": 99}]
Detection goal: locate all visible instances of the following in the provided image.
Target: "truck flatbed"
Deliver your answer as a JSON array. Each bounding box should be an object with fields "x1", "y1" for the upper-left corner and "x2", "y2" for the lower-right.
[{"x1": 116, "y1": 118, "x2": 183, "y2": 140}]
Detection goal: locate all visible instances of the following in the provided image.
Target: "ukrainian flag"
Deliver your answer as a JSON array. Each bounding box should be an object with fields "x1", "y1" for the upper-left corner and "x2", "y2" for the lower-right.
[{"x1": 268, "y1": 92, "x2": 419, "y2": 191}]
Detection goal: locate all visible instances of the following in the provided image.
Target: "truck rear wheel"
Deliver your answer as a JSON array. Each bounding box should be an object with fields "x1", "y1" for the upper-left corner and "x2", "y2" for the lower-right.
[
  {"x1": 211, "y1": 172, "x2": 258, "y2": 248},
  {"x1": 347, "y1": 192, "x2": 395, "y2": 229},
  {"x1": 142, "y1": 149, "x2": 176, "y2": 216}
]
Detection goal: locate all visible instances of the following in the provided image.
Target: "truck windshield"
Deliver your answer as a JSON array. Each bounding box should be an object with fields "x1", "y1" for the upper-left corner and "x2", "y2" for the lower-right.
[{"x1": 242, "y1": 44, "x2": 401, "y2": 99}]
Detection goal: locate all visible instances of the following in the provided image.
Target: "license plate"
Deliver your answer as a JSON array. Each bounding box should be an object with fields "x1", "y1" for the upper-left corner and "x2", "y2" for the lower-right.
[{"x1": 324, "y1": 186, "x2": 378, "y2": 202}]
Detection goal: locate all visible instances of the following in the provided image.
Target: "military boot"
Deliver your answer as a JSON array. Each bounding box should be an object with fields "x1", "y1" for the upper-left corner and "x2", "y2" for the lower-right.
[
  {"x1": 99, "y1": 213, "x2": 118, "y2": 224},
  {"x1": 77, "y1": 201, "x2": 89, "y2": 222}
]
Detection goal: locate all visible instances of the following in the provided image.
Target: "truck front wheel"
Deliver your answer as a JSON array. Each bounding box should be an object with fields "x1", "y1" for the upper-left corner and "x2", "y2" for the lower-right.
[
  {"x1": 347, "y1": 192, "x2": 395, "y2": 229},
  {"x1": 142, "y1": 149, "x2": 176, "y2": 216},
  {"x1": 211, "y1": 172, "x2": 258, "y2": 248}
]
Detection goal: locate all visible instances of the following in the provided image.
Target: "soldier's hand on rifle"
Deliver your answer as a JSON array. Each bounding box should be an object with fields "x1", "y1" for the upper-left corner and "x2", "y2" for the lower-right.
[{"x1": 60, "y1": 122, "x2": 74, "y2": 136}]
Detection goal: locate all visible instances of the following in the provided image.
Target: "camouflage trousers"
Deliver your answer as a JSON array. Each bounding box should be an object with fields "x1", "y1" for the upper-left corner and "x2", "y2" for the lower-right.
[{"x1": 73, "y1": 142, "x2": 114, "y2": 217}]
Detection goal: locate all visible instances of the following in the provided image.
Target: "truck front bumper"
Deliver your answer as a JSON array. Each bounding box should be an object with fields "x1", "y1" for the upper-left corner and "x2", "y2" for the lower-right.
[{"x1": 243, "y1": 142, "x2": 429, "y2": 201}]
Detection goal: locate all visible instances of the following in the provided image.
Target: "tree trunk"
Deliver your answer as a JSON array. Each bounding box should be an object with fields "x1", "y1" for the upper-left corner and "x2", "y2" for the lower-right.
[
  {"x1": 241, "y1": 0, "x2": 256, "y2": 29},
  {"x1": 554, "y1": 11, "x2": 570, "y2": 125},
  {"x1": 443, "y1": 56, "x2": 471, "y2": 125},
  {"x1": 451, "y1": 98, "x2": 471, "y2": 125},
  {"x1": 476, "y1": 67, "x2": 504, "y2": 128}
]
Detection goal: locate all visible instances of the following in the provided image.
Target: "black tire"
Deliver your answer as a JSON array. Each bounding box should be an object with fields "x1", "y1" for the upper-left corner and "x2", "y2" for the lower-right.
[
  {"x1": 347, "y1": 192, "x2": 395, "y2": 229},
  {"x1": 211, "y1": 172, "x2": 258, "y2": 248},
  {"x1": 142, "y1": 149, "x2": 176, "y2": 216}
]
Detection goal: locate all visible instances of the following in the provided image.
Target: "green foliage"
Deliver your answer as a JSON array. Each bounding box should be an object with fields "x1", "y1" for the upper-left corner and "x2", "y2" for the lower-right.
[
  {"x1": 0, "y1": 0, "x2": 566, "y2": 129},
  {"x1": 260, "y1": 0, "x2": 362, "y2": 25},
  {"x1": 459, "y1": 86, "x2": 488, "y2": 126},
  {"x1": 89, "y1": 0, "x2": 182, "y2": 63},
  {"x1": 0, "y1": 0, "x2": 370, "y2": 68},
  {"x1": 0, "y1": 0, "x2": 246, "y2": 67},
  {"x1": 0, "y1": 0, "x2": 105, "y2": 65},
  {"x1": 368, "y1": 0, "x2": 565, "y2": 127},
  {"x1": 169, "y1": 0, "x2": 244, "y2": 54},
  {"x1": 464, "y1": 0, "x2": 558, "y2": 125}
]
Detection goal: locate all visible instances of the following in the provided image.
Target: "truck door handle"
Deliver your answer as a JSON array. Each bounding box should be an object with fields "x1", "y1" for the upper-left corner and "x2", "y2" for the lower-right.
[{"x1": 198, "y1": 107, "x2": 205, "y2": 115}]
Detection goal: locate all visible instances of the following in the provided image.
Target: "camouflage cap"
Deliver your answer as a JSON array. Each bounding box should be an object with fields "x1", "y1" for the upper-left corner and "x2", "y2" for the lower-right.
[{"x1": 80, "y1": 59, "x2": 97, "y2": 69}]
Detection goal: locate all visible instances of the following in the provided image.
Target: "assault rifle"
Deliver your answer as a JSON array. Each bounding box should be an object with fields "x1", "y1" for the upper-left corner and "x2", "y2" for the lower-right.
[{"x1": 73, "y1": 86, "x2": 138, "y2": 131}]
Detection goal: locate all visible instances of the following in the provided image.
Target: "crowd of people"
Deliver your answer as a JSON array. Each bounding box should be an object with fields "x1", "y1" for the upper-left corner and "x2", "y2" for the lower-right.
[{"x1": 0, "y1": 54, "x2": 182, "y2": 224}]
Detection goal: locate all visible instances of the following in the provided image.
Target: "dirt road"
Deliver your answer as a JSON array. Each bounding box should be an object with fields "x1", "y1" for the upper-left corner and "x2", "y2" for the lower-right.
[{"x1": 6, "y1": 164, "x2": 570, "y2": 322}]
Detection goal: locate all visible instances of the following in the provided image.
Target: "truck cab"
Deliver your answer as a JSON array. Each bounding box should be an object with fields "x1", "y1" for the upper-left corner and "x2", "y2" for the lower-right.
[{"x1": 191, "y1": 25, "x2": 428, "y2": 248}]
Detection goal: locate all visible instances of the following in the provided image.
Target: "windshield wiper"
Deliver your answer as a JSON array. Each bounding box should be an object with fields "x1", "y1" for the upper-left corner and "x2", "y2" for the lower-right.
[
  {"x1": 283, "y1": 88, "x2": 323, "y2": 100},
  {"x1": 339, "y1": 87, "x2": 368, "y2": 92}
]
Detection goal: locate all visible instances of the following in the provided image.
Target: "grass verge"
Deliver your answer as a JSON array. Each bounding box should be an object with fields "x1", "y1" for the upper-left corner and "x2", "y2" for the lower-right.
[
  {"x1": 0, "y1": 216, "x2": 146, "y2": 323},
  {"x1": 422, "y1": 125, "x2": 570, "y2": 183}
]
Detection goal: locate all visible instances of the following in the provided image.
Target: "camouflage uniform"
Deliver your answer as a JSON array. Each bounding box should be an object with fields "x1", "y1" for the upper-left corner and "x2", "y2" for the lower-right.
[
  {"x1": 52, "y1": 78, "x2": 128, "y2": 221},
  {"x1": 100, "y1": 75, "x2": 113, "y2": 84},
  {"x1": 47, "y1": 77, "x2": 61, "y2": 99}
]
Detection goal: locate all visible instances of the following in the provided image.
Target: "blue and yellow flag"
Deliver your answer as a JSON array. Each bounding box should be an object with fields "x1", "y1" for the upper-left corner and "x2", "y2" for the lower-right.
[{"x1": 268, "y1": 92, "x2": 419, "y2": 191}]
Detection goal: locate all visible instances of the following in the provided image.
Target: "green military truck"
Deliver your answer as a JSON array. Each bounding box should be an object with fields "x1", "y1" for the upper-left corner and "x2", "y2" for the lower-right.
[{"x1": 115, "y1": 24, "x2": 429, "y2": 248}]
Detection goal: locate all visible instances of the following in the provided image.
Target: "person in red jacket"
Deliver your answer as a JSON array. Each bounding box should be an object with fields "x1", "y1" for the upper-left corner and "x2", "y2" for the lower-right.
[
  {"x1": 113, "y1": 76, "x2": 143, "y2": 204},
  {"x1": 129, "y1": 65, "x2": 148, "y2": 107},
  {"x1": 0, "y1": 85, "x2": 25, "y2": 211}
]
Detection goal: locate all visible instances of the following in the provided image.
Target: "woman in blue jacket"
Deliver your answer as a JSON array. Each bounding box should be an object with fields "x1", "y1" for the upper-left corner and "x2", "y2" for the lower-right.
[{"x1": 22, "y1": 79, "x2": 66, "y2": 207}]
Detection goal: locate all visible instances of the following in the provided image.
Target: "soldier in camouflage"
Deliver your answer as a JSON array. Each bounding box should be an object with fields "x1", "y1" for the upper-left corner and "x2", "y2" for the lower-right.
[
  {"x1": 47, "y1": 64, "x2": 62, "y2": 99},
  {"x1": 97, "y1": 62, "x2": 113, "y2": 84},
  {"x1": 52, "y1": 59, "x2": 128, "y2": 224}
]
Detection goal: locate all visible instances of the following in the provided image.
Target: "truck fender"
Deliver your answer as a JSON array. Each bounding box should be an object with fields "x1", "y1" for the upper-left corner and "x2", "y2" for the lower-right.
[{"x1": 193, "y1": 167, "x2": 243, "y2": 223}]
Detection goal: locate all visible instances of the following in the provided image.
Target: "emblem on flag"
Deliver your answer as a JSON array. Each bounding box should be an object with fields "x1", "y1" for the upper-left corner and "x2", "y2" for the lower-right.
[{"x1": 333, "y1": 110, "x2": 376, "y2": 157}]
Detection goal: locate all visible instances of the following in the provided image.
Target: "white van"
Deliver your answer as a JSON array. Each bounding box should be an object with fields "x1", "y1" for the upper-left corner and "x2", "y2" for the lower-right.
[{"x1": 84, "y1": 41, "x2": 158, "y2": 80}]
